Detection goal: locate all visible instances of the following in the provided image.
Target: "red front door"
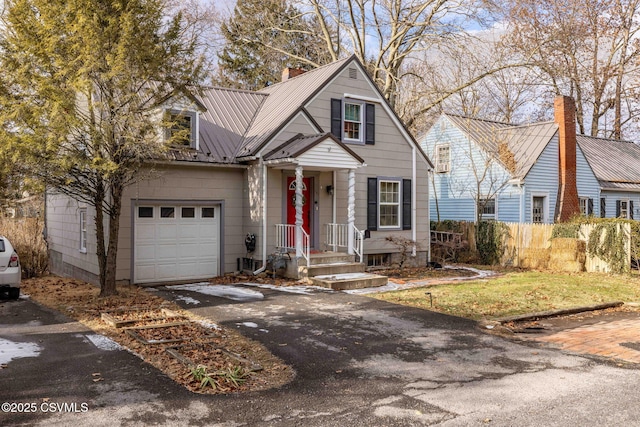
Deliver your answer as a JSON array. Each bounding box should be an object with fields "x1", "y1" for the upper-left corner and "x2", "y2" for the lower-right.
[{"x1": 286, "y1": 176, "x2": 312, "y2": 238}]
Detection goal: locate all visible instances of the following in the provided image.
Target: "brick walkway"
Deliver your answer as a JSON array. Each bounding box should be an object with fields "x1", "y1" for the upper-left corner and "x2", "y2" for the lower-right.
[{"x1": 530, "y1": 318, "x2": 640, "y2": 364}]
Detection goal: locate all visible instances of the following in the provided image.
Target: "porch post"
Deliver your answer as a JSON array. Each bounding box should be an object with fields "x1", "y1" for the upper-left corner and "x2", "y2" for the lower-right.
[
  {"x1": 347, "y1": 169, "x2": 355, "y2": 255},
  {"x1": 295, "y1": 166, "x2": 304, "y2": 258}
]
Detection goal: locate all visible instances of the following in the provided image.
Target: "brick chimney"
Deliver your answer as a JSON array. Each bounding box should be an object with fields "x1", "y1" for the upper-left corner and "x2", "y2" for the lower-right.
[
  {"x1": 281, "y1": 67, "x2": 306, "y2": 82},
  {"x1": 554, "y1": 96, "x2": 580, "y2": 222}
]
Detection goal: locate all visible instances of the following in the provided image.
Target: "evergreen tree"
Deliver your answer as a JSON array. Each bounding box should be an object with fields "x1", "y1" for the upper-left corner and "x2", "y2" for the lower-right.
[
  {"x1": 0, "y1": 0, "x2": 204, "y2": 296},
  {"x1": 216, "y1": 0, "x2": 331, "y2": 90}
]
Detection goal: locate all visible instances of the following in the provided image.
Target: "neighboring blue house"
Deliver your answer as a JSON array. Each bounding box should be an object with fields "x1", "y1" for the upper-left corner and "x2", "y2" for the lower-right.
[
  {"x1": 421, "y1": 96, "x2": 601, "y2": 224},
  {"x1": 578, "y1": 135, "x2": 640, "y2": 220}
]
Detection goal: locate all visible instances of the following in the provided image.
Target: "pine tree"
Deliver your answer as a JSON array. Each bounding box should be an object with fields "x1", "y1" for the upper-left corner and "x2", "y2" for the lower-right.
[
  {"x1": 216, "y1": 0, "x2": 331, "y2": 90},
  {"x1": 0, "y1": 0, "x2": 204, "y2": 296}
]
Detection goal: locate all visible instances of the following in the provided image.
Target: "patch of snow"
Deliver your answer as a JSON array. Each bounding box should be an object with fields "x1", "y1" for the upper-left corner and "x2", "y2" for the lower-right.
[
  {"x1": 167, "y1": 283, "x2": 264, "y2": 301},
  {"x1": 175, "y1": 295, "x2": 201, "y2": 305},
  {"x1": 83, "y1": 334, "x2": 124, "y2": 351},
  {"x1": 238, "y1": 322, "x2": 258, "y2": 328},
  {"x1": 259, "y1": 329, "x2": 269, "y2": 333},
  {"x1": 18, "y1": 294, "x2": 29, "y2": 299},
  {"x1": 195, "y1": 320, "x2": 221, "y2": 330},
  {"x1": 242, "y1": 282, "x2": 324, "y2": 295},
  {"x1": 0, "y1": 338, "x2": 41, "y2": 364},
  {"x1": 346, "y1": 265, "x2": 497, "y2": 294},
  {"x1": 313, "y1": 272, "x2": 373, "y2": 281}
]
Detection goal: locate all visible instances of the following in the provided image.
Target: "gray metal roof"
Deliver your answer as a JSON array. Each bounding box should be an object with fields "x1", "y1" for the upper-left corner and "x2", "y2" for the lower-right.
[
  {"x1": 196, "y1": 87, "x2": 267, "y2": 163},
  {"x1": 237, "y1": 57, "x2": 353, "y2": 157},
  {"x1": 444, "y1": 114, "x2": 558, "y2": 179},
  {"x1": 577, "y1": 135, "x2": 640, "y2": 188}
]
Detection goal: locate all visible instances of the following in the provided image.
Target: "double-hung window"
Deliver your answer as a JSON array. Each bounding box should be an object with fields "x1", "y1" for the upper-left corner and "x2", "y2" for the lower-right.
[
  {"x1": 579, "y1": 197, "x2": 593, "y2": 216},
  {"x1": 367, "y1": 177, "x2": 412, "y2": 231},
  {"x1": 331, "y1": 98, "x2": 375, "y2": 145},
  {"x1": 479, "y1": 198, "x2": 496, "y2": 220},
  {"x1": 617, "y1": 199, "x2": 634, "y2": 219},
  {"x1": 436, "y1": 144, "x2": 450, "y2": 173},
  {"x1": 379, "y1": 180, "x2": 401, "y2": 228},
  {"x1": 343, "y1": 102, "x2": 362, "y2": 142},
  {"x1": 79, "y1": 209, "x2": 87, "y2": 253}
]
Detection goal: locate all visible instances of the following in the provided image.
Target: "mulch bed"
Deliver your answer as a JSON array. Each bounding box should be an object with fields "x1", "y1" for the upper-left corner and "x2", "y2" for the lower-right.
[{"x1": 20, "y1": 276, "x2": 295, "y2": 394}]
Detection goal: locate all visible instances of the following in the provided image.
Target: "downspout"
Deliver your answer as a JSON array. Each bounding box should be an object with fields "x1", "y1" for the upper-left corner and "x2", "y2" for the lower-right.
[
  {"x1": 253, "y1": 158, "x2": 268, "y2": 275},
  {"x1": 412, "y1": 147, "x2": 417, "y2": 257}
]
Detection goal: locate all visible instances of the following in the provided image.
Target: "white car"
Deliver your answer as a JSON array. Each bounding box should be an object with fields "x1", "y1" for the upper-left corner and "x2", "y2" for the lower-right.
[{"x1": 0, "y1": 236, "x2": 21, "y2": 299}]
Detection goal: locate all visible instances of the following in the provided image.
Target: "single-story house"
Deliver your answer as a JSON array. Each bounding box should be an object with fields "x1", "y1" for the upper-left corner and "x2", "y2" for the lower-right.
[{"x1": 46, "y1": 55, "x2": 433, "y2": 288}]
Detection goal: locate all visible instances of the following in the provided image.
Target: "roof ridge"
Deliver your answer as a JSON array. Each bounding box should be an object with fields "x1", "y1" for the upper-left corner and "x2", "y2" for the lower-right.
[
  {"x1": 201, "y1": 85, "x2": 268, "y2": 97},
  {"x1": 257, "y1": 55, "x2": 354, "y2": 92},
  {"x1": 445, "y1": 113, "x2": 515, "y2": 127},
  {"x1": 577, "y1": 133, "x2": 636, "y2": 145}
]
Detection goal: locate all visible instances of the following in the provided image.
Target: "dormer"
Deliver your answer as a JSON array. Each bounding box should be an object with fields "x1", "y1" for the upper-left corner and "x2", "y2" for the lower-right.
[{"x1": 161, "y1": 92, "x2": 206, "y2": 151}]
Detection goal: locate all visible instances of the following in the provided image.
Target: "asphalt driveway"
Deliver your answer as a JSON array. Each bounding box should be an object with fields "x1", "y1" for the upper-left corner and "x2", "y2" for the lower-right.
[{"x1": 4, "y1": 284, "x2": 640, "y2": 426}]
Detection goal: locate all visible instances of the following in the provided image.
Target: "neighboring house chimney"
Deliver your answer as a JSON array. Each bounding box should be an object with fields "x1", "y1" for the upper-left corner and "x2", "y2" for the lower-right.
[
  {"x1": 554, "y1": 95, "x2": 580, "y2": 222},
  {"x1": 281, "y1": 67, "x2": 306, "y2": 82}
]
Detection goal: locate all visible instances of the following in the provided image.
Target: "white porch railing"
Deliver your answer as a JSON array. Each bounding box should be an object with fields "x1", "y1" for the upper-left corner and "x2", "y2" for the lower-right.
[
  {"x1": 325, "y1": 223, "x2": 364, "y2": 263},
  {"x1": 275, "y1": 224, "x2": 310, "y2": 264}
]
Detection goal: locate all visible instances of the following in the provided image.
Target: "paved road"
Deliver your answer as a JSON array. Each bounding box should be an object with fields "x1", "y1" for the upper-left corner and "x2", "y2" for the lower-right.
[{"x1": 3, "y1": 285, "x2": 640, "y2": 426}]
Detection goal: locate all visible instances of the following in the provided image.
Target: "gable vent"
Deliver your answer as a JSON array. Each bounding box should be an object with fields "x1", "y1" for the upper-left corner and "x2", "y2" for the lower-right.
[{"x1": 349, "y1": 68, "x2": 357, "y2": 79}]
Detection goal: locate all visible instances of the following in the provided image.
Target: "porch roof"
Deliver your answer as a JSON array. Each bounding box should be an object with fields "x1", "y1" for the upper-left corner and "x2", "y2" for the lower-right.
[{"x1": 263, "y1": 133, "x2": 366, "y2": 170}]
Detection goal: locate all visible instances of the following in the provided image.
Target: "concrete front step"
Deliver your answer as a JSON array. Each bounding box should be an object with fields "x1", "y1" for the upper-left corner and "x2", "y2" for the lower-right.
[
  {"x1": 307, "y1": 252, "x2": 355, "y2": 265},
  {"x1": 310, "y1": 272, "x2": 388, "y2": 291},
  {"x1": 299, "y1": 262, "x2": 365, "y2": 278}
]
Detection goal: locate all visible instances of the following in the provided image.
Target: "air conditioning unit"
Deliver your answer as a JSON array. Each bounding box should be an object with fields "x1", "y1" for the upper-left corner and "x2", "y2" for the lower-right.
[{"x1": 436, "y1": 163, "x2": 450, "y2": 173}]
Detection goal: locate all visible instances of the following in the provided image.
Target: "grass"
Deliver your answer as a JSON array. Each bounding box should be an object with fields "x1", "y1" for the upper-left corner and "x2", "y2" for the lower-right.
[{"x1": 373, "y1": 271, "x2": 640, "y2": 320}]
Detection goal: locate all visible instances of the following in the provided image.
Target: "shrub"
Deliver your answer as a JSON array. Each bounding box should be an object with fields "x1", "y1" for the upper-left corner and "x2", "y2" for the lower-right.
[
  {"x1": 476, "y1": 221, "x2": 510, "y2": 265},
  {"x1": 0, "y1": 217, "x2": 48, "y2": 278}
]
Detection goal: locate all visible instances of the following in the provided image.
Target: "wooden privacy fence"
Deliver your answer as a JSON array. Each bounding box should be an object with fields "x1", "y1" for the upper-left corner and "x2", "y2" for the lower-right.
[{"x1": 501, "y1": 222, "x2": 631, "y2": 273}]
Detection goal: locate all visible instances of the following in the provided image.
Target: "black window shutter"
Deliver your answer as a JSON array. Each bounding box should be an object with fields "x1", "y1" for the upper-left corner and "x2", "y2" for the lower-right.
[
  {"x1": 402, "y1": 179, "x2": 412, "y2": 230},
  {"x1": 616, "y1": 200, "x2": 621, "y2": 217},
  {"x1": 331, "y1": 98, "x2": 342, "y2": 141},
  {"x1": 365, "y1": 103, "x2": 375, "y2": 145},
  {"x1": 600, "y1": 198, "x2": 606, "y2": 218},
  {"x1": 587, "y1": 198, "x2": 593, "y2": 215},
  {"x1": 367, "y1": 178, "x2": 378, "y2": 231},
  {"x1": 631, "y1": 201, "x2": 635, "y2": 219}
]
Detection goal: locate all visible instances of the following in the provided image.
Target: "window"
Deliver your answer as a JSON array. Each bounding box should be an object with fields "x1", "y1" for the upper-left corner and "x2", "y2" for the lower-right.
[
  {"x1": 579, "y1": 197, "x2": 593, "y2": 216},
  {"x1": 343, "y1": 102, "x2": 362, "y2": 142},
  {"x1": 160, "y1": 207, "x2": 175, "y2": 218},
  {"x1": 379, "y1": 180, "x2": 400, "y2": 228},
  {"x1": 79, "y1": 209, "x2": 87, "y2": 253},
  {"x1": 616, "y1": 199, "x2": 634, "y2": 219},
  {"x1": 138, "y1": 206, "x2": 153, "y2": 218},
  {"x1": 202, "y1": 207, "x2": 215, "y2": 218},
  {"x1": 165, "y1": 110, "x2": 196, "y2": 147},
  {"x1": 532, "y1": 196, "x2": 545, "y2": 223},
  {"x1": 331, "y1": 98, "x2": 375, "y2": 145},
  {"x1": 367, "y1": 178, "x2": 411, "y2": 231},
  {"x1": 181, "y1": 207, "x2": 195, "y2": 218},
  {"x1": 600, "y1": 198, "x2": 606, "y2": 218},
  {"x1": 436, "y1": 144, "x2": 450, "y2": 173},
  {"x1": 479, "y1": 198, "x2": 496, "y2": 219}
]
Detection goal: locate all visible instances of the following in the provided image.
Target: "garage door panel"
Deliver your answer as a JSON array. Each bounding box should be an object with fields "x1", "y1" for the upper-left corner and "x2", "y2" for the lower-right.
[{"x1": 134, "y1": 203, "x2": 220, "y2": 284}]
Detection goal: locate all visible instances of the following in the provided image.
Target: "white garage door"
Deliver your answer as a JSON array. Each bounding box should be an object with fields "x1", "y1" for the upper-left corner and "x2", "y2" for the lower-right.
[{"x1": 134, "y1": 204, "x2": 220, "y2": 284}]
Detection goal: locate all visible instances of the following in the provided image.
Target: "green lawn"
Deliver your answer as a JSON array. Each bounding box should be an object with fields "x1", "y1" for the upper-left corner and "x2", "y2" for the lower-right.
[{"x1": 373, "y1": 271, "x2": 640, "y2": 320}]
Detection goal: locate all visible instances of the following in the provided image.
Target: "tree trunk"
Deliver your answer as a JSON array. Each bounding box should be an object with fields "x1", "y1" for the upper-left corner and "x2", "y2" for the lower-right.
[
  {"x1": 94, "y1": 179, "x2": 108, "y2": 293},
  {"x1": 100, "y1": 181, "x2": 123, "y2": 297}
]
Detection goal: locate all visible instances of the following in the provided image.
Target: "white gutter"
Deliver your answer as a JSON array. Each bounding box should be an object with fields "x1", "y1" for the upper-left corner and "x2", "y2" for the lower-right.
[
  {"x1": 253, "y1": 158, "x2": 268, "y2": 275},
  {"x1": 412, "y1": 147, "x2": 417, "y2": 257}
]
